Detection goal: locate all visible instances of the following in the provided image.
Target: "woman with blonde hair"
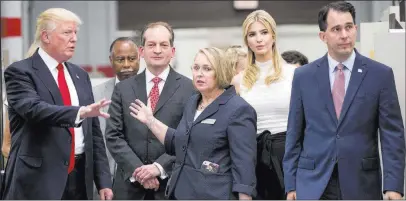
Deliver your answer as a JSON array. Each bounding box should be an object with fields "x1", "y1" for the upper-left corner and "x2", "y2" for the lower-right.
[
  {"x1": 225, "y1": 45, "x2": 248, "y2": 76},
  {"x1": 130, "y1": 47, "x2": 257, "y2": 200},
  {"x1": 232, "y1": 10, "x2": 296, "y2": 199}
]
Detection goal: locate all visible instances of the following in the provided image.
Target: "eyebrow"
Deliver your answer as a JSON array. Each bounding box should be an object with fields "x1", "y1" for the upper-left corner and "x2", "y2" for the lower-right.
[
  {"x1": 331, "y1": 22, "x2": 354, "y2": 28},
  {"x1": 248, "y1": 29, "x2": 267, "y2": 33}
]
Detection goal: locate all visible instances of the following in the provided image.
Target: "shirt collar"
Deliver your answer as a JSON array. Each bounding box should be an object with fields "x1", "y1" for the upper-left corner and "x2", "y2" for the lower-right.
[
  {"x1": 145, "y1": 66, "x2": 170, "y2": 83},
  {"x1": 38, "y1": 47, "x2": 62, "y2": 71},
  {"x1": 115, "y1": 76, "x2": 120, "y2": 85},
  {"x1": 327, "y1": 49, "x2": 356, "y2": 73}
]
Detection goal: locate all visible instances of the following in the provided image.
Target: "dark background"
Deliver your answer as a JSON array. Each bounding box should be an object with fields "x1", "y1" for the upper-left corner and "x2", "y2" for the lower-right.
[{"x1": 118, "y1": 1, "x2": 336, "y2": 30}]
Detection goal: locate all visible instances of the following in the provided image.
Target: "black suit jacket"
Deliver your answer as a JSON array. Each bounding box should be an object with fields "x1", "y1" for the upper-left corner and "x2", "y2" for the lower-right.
[
  {"x1": 105, "y1": 68, "x2": 195, "y2": 199},
  {"x1": 1, "y1": 50, "x2": 112, "y2": 199}
]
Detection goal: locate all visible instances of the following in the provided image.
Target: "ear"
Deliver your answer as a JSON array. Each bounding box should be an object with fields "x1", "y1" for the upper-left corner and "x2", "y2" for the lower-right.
[
  {"x1": 109, "y1": 55, "x2": 113, "y2": 65},
  {"x1": 171, "y1": 47, "x2": 176, "y2": 58},
  {"x1": 138, "y1": 46, "x2": 144, "y2": 58},
  {"x1": 318, "y1": 31, "x2": 326, "y2": 43},
  {"x1": 41, "y1": 31, "x2": 50, "y2": 44}
]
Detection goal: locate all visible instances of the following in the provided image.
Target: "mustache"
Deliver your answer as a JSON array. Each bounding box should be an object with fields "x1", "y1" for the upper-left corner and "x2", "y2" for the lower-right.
[{"x1": 120, "y1": 70, "x2": 135, "y2": 73}]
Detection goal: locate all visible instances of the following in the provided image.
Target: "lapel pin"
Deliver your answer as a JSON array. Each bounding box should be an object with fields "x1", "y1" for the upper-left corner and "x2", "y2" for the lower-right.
[{"x1": 358, "y1": 69, "x2": 362, "y2": 73}]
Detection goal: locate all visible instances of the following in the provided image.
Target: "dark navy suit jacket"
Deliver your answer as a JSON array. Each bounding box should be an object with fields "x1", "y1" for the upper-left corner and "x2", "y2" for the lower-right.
[
  {"x1": 164, "y1": 86, "x2": 257, "y2": 199},
  {"x1": 1, "y1": 50, "x2": 111, "y2": 199},
  {"x1": 283, "y1": 49, "x2": 405, "y2": 199}
]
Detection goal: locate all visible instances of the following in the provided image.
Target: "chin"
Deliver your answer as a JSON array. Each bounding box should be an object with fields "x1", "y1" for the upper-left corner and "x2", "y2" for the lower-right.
[
  {"x1": 195, "y1": 86, "x2": 206, "y2": 92},
  {"x1": 150, "y1": 62, "x2": 167, "y2": 68},
  {"x1": 254, "y1": 50, "x2": 267, "y2": 55}
]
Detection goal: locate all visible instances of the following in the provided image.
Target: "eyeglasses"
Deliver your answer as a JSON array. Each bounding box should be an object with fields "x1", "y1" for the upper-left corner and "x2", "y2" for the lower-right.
[{"x1": 191, "y1": 65, "x2": 213, "y2": 74}]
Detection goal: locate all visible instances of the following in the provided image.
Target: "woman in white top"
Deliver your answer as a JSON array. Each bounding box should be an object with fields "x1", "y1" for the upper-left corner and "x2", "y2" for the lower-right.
[{"x1": 232, "y1": 10, "x2": 296, "y2": 200}]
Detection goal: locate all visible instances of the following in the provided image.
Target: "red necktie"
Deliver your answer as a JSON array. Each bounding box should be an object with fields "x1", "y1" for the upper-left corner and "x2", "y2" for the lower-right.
[
  {"x1": 149, "y1": 77, "x2": 162, "y2": 112},
  {"x1": 57, "y1": 63, "x2": 75, "y2": 173},
  {"x1": 332, "y1": 63, "x2": 345, "y2": 119}
]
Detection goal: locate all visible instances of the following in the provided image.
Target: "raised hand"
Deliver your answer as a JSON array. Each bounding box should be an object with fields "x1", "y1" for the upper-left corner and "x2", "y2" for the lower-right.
[
  {"x1": 80, "y1": 98, "x2": 111, "y2": 119},
  {"x1": 129, "y1": 99, "x2": 154, "y2": 125}
]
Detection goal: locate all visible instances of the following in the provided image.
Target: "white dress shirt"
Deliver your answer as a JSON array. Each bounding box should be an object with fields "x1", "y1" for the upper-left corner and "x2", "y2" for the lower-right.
[
  {"x1": 328, "y1": 50, "x2": 355, "y2": 93},
  {"x1": 145, "y1": 67, "x2": 170, "y2": 179},
  {"x1": 38, "y1": 47, "x2": 85, "y2": 155}
]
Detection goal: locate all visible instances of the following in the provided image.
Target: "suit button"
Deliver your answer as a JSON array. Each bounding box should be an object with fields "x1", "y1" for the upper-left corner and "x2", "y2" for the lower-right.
[
  {"x1": 336, "y1": 135, "x2": 340, "y2": 139},
  {"x1": 148, "y1": 139, "x2": 152, "y2": 143},
  {"x1": 186, "y1": 129, "x2": 189, "y2": 133},
  {"x1": 182, "y1": 146, "x2": 186, "y2": 151},
  {"x1": 64, "y1": 161, "x2": 69, "y2": 166}
]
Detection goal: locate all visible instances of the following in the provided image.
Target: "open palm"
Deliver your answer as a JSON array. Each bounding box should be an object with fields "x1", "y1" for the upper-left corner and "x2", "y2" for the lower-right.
[{"x1": 129, "y1": 99, "x2": 153, "y2": 124}]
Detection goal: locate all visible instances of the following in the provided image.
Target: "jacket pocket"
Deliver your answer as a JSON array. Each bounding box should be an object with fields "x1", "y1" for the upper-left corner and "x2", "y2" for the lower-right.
[
  {"x1": 298, "y1": 157, "x2": 315, "y2": 170},
  {"x1": 362, "y1": 157, "x2": 379, "y2": 171},
  {"x1": 19, "y1": 155, "x2": 42, "y2": 168}
]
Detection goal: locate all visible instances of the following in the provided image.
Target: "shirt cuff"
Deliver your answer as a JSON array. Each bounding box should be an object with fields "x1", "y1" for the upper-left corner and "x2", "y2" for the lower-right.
[
  {"x1": 153, "y1": 162, "x2": 168, "y2": 180},
  {"x1": 75, "y1": 107, "x2": 85, "y2": 126}
]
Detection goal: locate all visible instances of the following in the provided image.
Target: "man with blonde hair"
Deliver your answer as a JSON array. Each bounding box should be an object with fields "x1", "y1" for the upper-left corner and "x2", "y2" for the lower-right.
[{"x1": 1, "y1": 8, "x2": 113, "y2": 200}]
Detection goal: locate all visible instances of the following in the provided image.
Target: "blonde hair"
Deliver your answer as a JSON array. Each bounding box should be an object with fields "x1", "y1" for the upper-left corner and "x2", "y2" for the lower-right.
[
  {"x1": 196, "y1": 47, "x2": 234, "y2": 89},
  {"x1": 242, "y1": 10, "x2": 284, "y2": 90},
  {"x1": 225, "y1": 45, "x2": 248, "y2": 75},
  {"x1": 25, "y1": 8, "x2": 82, "y2": 58}
]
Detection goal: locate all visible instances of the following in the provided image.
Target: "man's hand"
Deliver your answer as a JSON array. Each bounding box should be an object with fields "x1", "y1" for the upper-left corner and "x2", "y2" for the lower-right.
[
  {"x1": 238, "y1": 193, "x2": 252, "y2": 200},
  {"x1": 80, "y1": 98, "x2": 111, "y2": 119},
  {"x1": 99, "y1": 188, "x2": 113, "y2": 200},
  {"x1": 133, "y1": 164, "x2": 160, "y2": 183},
  {"x1": 287, "y1": 191, "x2": 296, "y2": 200},
  {"x1": 384, "y1": 191, "x2": 403, "y2": 200},
  {"x1": 141, "y1": 177, "x2": 160, "y2": 191}
]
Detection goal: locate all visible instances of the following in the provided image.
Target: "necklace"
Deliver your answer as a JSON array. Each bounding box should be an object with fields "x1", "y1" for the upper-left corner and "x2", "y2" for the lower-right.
[{"x1": 198, "y1": 103, "x2": 206, "y2": 110}]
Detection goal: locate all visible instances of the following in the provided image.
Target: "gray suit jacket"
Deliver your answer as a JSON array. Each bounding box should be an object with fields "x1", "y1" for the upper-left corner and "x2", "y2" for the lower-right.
[
  {"x1": 164, "y1": 86, "x2": 257, "y2": 199},
  {"x1": 92, "y1": 77, "x2": 116, "y2": 198},
  {"x1": 105, "y1": 68, "x2": 195, "y2": 199}
]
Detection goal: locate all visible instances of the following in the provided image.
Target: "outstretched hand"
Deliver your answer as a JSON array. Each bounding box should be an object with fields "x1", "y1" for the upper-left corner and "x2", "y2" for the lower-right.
[
  {"x1": 129, "y1": 99, "x2": 154, "y2": 125},
  {"x1": 80, "y1": 98, "x2": 111, "y2": 119}
]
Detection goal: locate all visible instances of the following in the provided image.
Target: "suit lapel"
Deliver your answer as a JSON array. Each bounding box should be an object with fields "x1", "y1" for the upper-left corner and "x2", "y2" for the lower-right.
[
  {"x1": 131, "y1": 71, "x2": 148, "y2": 105},
  {"x1": 32, "y1": 51, "x2": 64, "y2": 105},
  {"x1": 153, "y1": 68, "x2": 180, "y2": 115},
  {"x1": 65, "y1": 63, "x2": 86, "y2": 106},
  {"x1": 185, "y1": 95, "x2": 199, "y2": 130},
  {"x1": 65, "y1": 63, "x2": 89, "y2": 137},
  {"x1": 316, "y1": 54, "x2": 338, "y2": 125},
  {"x1": 103, "y1": 78, "x2": 116, "y2": 112},
  {"x1": 337, "y1": 52, "x2": 367, "y2": 127},
  {"x1": 192, "y1": 86, "x2": 236, "y2": 126}
]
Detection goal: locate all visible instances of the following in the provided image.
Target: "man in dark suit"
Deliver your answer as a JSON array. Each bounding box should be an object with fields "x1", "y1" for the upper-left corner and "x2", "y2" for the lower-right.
[
  {"x1": 283, "y1": 1, "x2": 405, "y2": 200},
  {"x1": 1, "y1": 8, "x2": 113, "y2": 200},
  {"x1": 92, "y1": 37, "x2": 140, "y2": 199},
  {"x1": 105, "y1": 21, "x2": 195, "y2": 200}
]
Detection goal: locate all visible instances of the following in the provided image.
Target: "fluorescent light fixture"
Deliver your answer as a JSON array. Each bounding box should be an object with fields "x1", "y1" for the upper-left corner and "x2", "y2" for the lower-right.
[{"x1": 233, "y1": 0, "x2": 259, "y2": 10}]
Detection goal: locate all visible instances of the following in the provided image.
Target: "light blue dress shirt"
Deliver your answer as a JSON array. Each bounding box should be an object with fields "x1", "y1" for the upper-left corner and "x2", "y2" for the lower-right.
[{"x1": 328, "y1": 50, "x2": 356, "y2": 93}]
